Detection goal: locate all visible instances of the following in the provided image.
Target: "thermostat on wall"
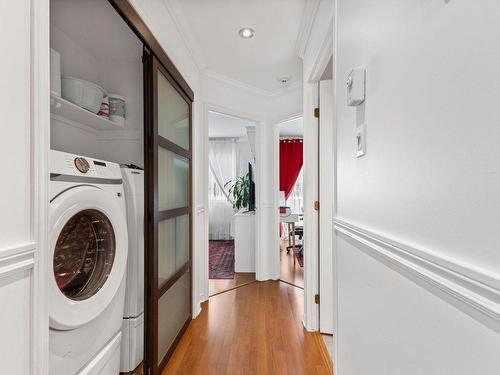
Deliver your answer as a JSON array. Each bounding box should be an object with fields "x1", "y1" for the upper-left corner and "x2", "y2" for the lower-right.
[{"x1": 347, "y1": 68, "x2": 366, "y2": 106}]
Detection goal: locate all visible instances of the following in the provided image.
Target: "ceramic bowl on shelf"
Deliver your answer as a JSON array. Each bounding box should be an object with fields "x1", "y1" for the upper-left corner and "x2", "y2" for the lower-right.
[{"x1": 61, "y1": 76, "x2": 106, "y2": 114}]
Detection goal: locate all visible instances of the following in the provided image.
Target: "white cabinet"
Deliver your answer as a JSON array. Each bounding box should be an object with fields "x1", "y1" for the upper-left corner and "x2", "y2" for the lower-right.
[{"x1": 234, "y1": 212, "x2": 256, "y2": 273}]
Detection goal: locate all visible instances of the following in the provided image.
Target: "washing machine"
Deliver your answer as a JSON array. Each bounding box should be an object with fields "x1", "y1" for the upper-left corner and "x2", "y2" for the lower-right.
[
  {"x1": 120, "y1": 167, "x2": 144, "y2": 373},
  {"x1": 49, "y1": 150, "x2": 128, "y2": 375}
]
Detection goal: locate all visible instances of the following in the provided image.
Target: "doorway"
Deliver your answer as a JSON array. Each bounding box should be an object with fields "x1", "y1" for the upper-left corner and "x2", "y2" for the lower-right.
[
  {"x1": 278, "y1": 117, "x2": 304, "y2": 289},
  {"x1": 207, "y1": 111, "x2": 257, "y2": 297}
]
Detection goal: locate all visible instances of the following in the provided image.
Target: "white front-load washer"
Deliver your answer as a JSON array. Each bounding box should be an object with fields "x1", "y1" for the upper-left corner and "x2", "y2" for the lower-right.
[{"x1": 49, "y1": 150, "x2": 128, "y2": 375}]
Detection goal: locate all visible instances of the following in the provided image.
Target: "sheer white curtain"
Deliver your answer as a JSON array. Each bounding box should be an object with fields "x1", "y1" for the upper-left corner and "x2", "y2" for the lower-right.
[
  {"x1": 287, "y1": 167, "x2": 303, "y2": 214},
  {"x1": 208, "y1": 139, "x2": 238, "y2": 240}
]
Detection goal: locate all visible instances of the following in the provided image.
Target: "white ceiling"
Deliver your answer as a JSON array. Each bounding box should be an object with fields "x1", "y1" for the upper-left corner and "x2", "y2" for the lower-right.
[
  {"x1": 208, "y1": 111, "x2": 255, "y2": 138},
  {"x1": 167, "y1": 0, "x2": 305, "y2": 93},
  {"x1": 279, "y1": 117, "x2": 303, "y2": 137}
]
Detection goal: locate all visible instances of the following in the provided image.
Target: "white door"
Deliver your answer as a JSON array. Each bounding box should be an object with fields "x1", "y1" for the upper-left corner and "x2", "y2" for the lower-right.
[{"x1": 319, "y1": 80, "x2": 335, "y2": 334}]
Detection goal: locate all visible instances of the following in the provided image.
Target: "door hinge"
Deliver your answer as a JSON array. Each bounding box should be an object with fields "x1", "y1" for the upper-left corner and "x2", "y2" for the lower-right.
[
  {"x1": 314, "y1": 201, "x2": 320, "y2": 211},
  {"x1": 314, "y1": 107, "x2": 320, "y2": 118},
  {"x1": 315, "y1": 294, "x2": 320, "y2": 304}
]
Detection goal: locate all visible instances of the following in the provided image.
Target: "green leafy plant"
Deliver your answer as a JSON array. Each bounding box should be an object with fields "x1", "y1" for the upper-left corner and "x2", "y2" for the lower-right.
[{"x1": 224, "y1": 173, "x2": 250, "y2": 211}]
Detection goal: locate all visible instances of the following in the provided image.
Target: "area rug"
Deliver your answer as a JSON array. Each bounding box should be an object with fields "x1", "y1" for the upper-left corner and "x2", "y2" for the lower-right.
[
  {"x1": 294, "y1": 247, "x2": 304, "y2": 268},
  {"x1": 209, "y1": 240, "x2": 235, "y2": 279}
]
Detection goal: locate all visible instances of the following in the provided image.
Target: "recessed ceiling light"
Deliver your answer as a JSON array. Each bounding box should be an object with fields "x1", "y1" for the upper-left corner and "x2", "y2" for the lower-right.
[{"x1": 238, "y1": 27, "x2": 255, "y2": 39}]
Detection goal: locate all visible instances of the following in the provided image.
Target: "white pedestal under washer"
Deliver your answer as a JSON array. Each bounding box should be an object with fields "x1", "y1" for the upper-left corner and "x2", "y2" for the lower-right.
[
  {"x1": 120, "y1": 167, "x2": 144, "y2": 373},
  {"x1": 49, "y1": 150, "x2": 128, "y2": 375}
]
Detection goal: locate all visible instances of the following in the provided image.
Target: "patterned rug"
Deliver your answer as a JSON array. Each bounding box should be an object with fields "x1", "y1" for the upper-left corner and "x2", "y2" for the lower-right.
[{"x1": 209, "y1": 240, "x2": 235, "y2": 279}]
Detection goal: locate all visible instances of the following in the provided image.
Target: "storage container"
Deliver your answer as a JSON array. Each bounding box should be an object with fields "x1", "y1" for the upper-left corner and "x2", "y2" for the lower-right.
[
  {"x1": 109, "y1": 94, "x2": 126, "y2": 126},
  {"x1": 61, "y1": 76, "x2": 106, "y2": 114}
]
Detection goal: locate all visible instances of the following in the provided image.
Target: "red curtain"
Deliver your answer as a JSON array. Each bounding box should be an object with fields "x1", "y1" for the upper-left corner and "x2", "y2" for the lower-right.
[
  {"x1": 280, "y1": 139, "x2": 303, "y2": 199},
  {"x1": 279, "y1": 139, "x2": 303, "y2": 237}
]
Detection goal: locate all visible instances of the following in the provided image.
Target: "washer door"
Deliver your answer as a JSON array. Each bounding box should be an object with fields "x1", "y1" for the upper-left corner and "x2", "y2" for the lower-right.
[{"x1": 49, "y1": 185, "x2": 128, "y2": 330}]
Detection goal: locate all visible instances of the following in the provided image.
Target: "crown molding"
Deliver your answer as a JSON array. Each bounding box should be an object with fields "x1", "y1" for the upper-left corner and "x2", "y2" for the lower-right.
[
  {"x1": 162, "y1": 0, "x2": 206, "y2": 70},
  {"x1": 308, "y1": 18, "x2": 334, "y2": 82},
  {"x1": 163, "y1": 0, "x2": 303, "y2": 99},
  {"x1": 295, "y1": 0, "x2": 320, "y2": 59},
  {"x1": 203, "y1": 69, "x2": 302, "y2": 98}
]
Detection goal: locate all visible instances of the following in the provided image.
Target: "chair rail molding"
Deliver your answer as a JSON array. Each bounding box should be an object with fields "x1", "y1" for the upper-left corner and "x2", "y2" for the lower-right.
[
  {"x1": 0, "y1": 244, "x2": 36, "y2": 279},
  {"x1": 334, "y1": 218, "x2": 500, "y2": 333}
]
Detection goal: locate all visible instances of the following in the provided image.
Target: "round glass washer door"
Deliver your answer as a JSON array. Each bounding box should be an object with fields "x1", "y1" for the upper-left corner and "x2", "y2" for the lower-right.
[
  {"x1": 49, "y1": 185, "x2": 128, "y2": 330},
  {"x1": 53, "y1": 209, "x2": 116, "y2": 301}
]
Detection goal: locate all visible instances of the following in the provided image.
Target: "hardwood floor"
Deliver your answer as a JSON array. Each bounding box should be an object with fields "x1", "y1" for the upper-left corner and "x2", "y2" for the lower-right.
[
  {"x1": 209, "y1": 272, "x2": 256, "y2": 296},
  {"x1": 280, "y1": 240, "x2": 304, "y2": 288},
  {"x1": 162, "y1": 280, "x2": 331, "y2": 375},
  {"x1": 128, "y1": 363, "x2": 143, "y2": 375}
]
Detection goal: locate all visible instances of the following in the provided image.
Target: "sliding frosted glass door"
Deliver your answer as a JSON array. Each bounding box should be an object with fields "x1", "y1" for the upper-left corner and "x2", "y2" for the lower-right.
[{"x1": 143, "y1": 48, "x2": 192, "y2": 375}]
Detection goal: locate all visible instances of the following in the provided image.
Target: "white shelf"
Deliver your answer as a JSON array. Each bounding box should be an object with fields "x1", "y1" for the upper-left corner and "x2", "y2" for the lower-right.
[{"x1": 50, "y1": 94, "x2": 124, "y2": 131}]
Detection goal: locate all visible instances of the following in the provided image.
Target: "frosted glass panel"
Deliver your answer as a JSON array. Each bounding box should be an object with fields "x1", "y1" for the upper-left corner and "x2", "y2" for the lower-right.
[
  {"x1": 158, "y1": 215, "x2": 189, "y2": 287},
  {"x1": 157, "y1": 70, "x2": 189, "y2": 150},
  {"x1": 157, "y1": 270, "x2": 190, "y2": 363},
  {"x1": 158, "y1": 147, "x2": 189, "y2": 211}
]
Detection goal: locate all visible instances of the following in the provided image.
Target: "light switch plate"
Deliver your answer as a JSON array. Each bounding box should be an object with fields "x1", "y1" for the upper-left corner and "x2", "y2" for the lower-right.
[
  {"x1": 356, "y1": 123, "x2": 366, "y2": 157},
  {"x1": 347, "y1": 68, "x2": 366, "y2": 106}
]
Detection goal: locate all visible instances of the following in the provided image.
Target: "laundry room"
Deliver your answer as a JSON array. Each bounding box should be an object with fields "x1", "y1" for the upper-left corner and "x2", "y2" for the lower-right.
[
  {"x1": 50, "y1": 0, "x2": 144, "y2": 167},
  {"x1": 47, "y1": 0, "x2": 194, "y2": 373},
  {"x1": 49, "y1": 1, "x2": 145, "y2": 374}
]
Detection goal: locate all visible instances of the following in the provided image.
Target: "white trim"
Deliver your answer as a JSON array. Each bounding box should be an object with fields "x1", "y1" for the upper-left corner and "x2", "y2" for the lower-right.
[
  {"x1": 201, "y1": 104, "x2": 265, "y2": 303},
  {"x1": 295, "y1": 0, "x2": 320, "y2": 59},
  {"x1": 31, "y1": 0, "x2": 50, "y2": 373},
  {"x1": 0, "y1": 242, "x2": 36, "y2": 259},
  {"x1": 0, "y1": 246, "x2": 35, "y2": 280},
  {"x1": 302, "y1": 81, "x2": 319, "y2": 331},
  {"x1": 332, "y1": 3, "x2": 339, "y2": 372},
  {"x1": 318, "y1": 80, "x2": 334, "y2": 334},
  {"x1": 308, "y1": 18, "x2": 334, "y2": 83},
  {"x1": 334, "y1": 218, "x2": 500, "y2": 333},
  {"x1": 203, "y1": 69, "x2": 303, "y2": 98},
  {"x1": 163, "y1": 0, "x2": 206, "y2": 70},
  {"x1": 163, "y1": 0, "x2": 304, "y2": 99}
]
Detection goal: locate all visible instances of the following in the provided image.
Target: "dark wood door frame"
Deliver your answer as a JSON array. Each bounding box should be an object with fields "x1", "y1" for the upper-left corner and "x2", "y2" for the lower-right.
[
  {"x1": 105, "y1": 2, "x2": 194, "y2": 375},
  {"x1": 144, "y1": 51, "x2": 193, "y2": 375}
]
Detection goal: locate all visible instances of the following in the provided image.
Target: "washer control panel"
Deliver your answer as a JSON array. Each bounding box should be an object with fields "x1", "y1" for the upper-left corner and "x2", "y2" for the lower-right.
[{"x1": 50, "y1": 150, "x2": 122, "y2": 179}]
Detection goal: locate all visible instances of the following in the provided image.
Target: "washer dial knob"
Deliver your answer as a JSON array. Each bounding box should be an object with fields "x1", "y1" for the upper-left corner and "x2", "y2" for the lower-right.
[{"x1": 74, "y1": 157, "x2": 90, "y2": 173}]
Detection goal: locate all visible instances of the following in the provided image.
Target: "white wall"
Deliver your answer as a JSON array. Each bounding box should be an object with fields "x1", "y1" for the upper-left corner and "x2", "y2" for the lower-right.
[
  {"x1": 0, "y1": 0, "x2": 49, "y2": 373},
  {"x1": 334, "y1": 0, "x2": 500, "y2": 374}
]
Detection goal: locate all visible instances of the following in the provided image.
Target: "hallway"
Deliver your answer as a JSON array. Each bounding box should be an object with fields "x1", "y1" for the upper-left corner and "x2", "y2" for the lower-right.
[{"x1": 163, "y1": 281, "x2": 331, "y2": 375}]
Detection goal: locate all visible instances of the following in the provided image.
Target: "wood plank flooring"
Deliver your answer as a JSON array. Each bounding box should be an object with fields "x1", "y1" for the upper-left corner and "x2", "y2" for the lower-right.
[
  {"x1": 162, "y1": 280, "x2": 331, "y2": 375},
  {"x1": 280, "y1": 240, "x2": 304, "y2": 288},
  {"x1": 209, "y1": 272, "x2": 256, "y2": 296}
]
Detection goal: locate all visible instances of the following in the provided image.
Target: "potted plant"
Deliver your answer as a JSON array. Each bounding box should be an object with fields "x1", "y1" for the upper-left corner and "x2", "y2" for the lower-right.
[{"x1": 224, "y1": 173, "x2": 250, "y2": 211}]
